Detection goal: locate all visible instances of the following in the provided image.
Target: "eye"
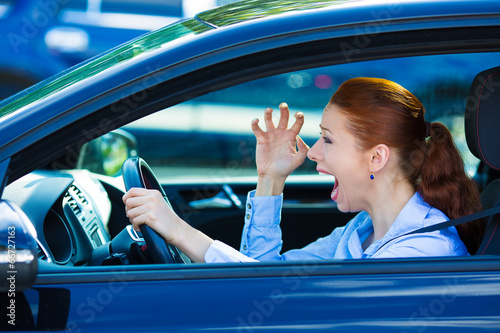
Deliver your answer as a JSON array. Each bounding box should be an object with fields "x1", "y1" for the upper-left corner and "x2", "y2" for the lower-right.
[
  {"x1": 322, "y1": 136, "x2": 332, "y2": 144},
  {"x1": 319, "y1": 131, "x2": 333, "y2": 144}
]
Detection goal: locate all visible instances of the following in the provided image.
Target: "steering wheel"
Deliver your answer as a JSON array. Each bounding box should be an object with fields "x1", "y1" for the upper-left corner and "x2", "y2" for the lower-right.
[{"x1": 121, "y1": 157, "x2": 186, "y2": 264}]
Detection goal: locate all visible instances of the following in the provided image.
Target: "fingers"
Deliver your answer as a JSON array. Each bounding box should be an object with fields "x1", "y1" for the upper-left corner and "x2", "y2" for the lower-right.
[
  {"x1": 127, "y1": 206, "x2": 155, "y2": 231},
  {"x1": 277, "y1": 102, "x2": 289, "y2": 129},
  {"x1": 263, "y1": 107, "x2": 275, "y2": 131},
  {"x1": 296, "y1": 135, "x2": 310, "y2": 156},
  {"x1": 123, "y1": 188, "x2": 164, "y2": 229},
  {"x1": 289, "y1": 111, "x2": 305, "y2": 135},
  {"x1": 123, "y1": 187, "x2": 152, "y2": 203},
  {"x1": 251, "y1": 118, "x2": 265, "y2": 138},
  {"x1": 252, "y1": 103, "x2": 304, "y2": 136},
  {"x1": 123, "y1": 188, "x2": 161, "y2": 210}
]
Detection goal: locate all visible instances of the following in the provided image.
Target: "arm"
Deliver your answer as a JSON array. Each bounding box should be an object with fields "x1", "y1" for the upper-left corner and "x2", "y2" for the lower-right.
[
  {"x1": 238, "y1": 103, "x2": 310, "y2": 260},
  {"x1": 123, "y1": 188, "x2": 214, "y2": 263},
  {"x1": 123, "y1": 188, "x2": 260, "y2": 263},
  {"x1": 123, "y1": 187, "x2": 265, "y2": 264},
  {"x1": 241, "y1": 190, "x2": 347, "y2": 261},
  {"x1": 122, "y1": 104, "x2": 308, "y2": 263},
  {"x1": 240, "y1": 191, "x2": 284, "y2": 260}
]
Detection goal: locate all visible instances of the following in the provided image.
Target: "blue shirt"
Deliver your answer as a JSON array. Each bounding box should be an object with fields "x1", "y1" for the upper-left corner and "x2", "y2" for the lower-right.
[{"x1": 204, "y1": 190, "x2": 468, "y2": 263}]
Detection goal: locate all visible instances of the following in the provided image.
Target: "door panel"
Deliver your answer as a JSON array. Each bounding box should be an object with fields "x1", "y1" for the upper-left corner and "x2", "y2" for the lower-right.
[{"x1": 25, "y1": 260, "x2": 500, "y2": 332}]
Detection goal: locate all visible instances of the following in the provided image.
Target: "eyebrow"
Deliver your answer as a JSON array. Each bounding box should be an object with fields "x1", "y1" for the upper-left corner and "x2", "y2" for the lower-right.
[{"x1": 319, "y1": 124, "x2": 331, "y2": 133}]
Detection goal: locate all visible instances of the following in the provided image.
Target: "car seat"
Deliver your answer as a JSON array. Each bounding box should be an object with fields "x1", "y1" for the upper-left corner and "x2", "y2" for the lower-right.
[
  {"x1": 465, "y1": 66, "x2": 500, "y2": 255},
  {"x1": 474, "y1": 161, "x2": 500, "y2": 191}
]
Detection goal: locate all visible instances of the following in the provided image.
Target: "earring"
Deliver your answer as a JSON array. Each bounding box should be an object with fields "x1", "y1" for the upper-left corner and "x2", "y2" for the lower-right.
[{"x1": 370, "y1": 174, "x2": 374, "y2": 180}]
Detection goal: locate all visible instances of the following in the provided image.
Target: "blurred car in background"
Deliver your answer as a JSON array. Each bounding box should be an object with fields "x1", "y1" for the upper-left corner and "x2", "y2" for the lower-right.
[{"x1": 0, "y1": 0, "x2": 227, "y2": 99}]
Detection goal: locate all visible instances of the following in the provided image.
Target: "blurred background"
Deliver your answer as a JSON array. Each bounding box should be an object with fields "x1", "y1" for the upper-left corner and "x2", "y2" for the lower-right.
[{"x1": 0, "y1": 0, "x2": 240, "y2": 100}]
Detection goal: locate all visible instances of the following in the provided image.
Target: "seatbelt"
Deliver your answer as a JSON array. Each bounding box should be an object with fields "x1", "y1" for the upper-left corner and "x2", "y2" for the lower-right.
[{"x1": 376, "y1": 205, "x2": 500, "y2": 253}]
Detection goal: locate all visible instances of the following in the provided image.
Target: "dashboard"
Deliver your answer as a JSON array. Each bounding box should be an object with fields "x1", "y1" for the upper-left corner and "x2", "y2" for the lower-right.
[{"x1": 3, "y1": 170, "x2": 118, "y2": 266}]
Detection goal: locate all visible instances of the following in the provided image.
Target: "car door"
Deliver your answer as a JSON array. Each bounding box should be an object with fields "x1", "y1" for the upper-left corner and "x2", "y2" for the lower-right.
[{"x1": 14, "y1": 257, "x2": 498, "y2": 332}]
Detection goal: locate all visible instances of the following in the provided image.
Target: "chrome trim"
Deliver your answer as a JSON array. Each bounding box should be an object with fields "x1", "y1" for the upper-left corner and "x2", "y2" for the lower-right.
[
  {"x1": 126, "y1": 225, "x2": 144, "y2": 242},
  {"x1": 36, "y1": 239, "x2": 52, "y2": 263}
]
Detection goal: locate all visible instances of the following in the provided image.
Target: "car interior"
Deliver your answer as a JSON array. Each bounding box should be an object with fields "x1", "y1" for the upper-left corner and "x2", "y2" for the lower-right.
[{"x1": 2, "y1": 52, "x2": 500, "y2": 268}]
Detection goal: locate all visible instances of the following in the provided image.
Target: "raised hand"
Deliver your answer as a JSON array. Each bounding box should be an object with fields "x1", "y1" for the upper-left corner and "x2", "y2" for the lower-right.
[{"x1": 251, "y1": 103, "x2": 309, "y2": 196}]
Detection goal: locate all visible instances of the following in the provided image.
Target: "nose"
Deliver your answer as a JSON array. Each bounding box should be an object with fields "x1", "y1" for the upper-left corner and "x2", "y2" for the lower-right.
[{"x1": 307, "y1": 138, "x2": 322, "y2": 162}]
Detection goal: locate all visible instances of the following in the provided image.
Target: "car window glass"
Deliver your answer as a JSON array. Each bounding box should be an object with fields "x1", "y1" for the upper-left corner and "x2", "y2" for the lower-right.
[{"x1": 123, "y1": 52, "x2": 500, "y2": 181}]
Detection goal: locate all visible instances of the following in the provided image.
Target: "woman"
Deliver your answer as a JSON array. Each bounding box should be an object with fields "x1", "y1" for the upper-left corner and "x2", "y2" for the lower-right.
[{"x1": 123, "y1": 77, "x2": 483, "y2": 263}]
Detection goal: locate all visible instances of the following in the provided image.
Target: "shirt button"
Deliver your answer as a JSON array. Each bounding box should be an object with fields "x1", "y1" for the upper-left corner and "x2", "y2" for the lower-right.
[
  {"x1": 243, "y1": 245, "x2": 247, "y2": 250},
  {"x1": 246, "y1": 214, "x2": 250, "y2": 220},
  {"x1": 247, "y1": 204, "x2": 251, "y2": 209}
]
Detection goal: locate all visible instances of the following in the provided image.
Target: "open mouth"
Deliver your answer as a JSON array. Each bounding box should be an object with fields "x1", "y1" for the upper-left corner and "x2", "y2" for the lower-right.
[
  {"x1": 331, "y1": 179, "x2": 339, "y2": 201},
  {"x1": 317, "y1": 168, "x2": 338, "y2": 202}
]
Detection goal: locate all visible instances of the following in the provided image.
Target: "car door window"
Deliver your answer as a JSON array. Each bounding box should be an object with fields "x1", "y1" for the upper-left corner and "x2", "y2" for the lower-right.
[{"x1": 122, "y1": 52, "x2": 500, "y2": 182}]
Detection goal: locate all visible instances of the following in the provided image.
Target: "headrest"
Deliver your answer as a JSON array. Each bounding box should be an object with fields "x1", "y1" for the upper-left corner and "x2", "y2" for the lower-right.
[{"x1": 465, "y1": 66, "x2": 500, "y2": 171}]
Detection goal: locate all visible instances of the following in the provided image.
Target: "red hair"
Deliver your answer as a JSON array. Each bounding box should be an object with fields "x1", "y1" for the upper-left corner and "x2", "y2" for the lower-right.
[{"x1": 329, "y1": 77, "x2": 484, "y2": 254}]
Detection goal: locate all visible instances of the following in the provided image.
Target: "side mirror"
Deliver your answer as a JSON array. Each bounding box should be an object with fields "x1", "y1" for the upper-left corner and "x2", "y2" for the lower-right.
[
  {"x1": 77, "y1": 129, "x2": 138, "y2": 176},
  {"x1": 0, "y1": 201, "x2": 38, "y2": 292}
]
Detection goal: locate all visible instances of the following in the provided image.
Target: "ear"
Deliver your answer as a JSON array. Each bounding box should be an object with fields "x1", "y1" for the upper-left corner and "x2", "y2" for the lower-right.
[{"x1": 369, "y1": 144, "x2": 390, "y2": 174}]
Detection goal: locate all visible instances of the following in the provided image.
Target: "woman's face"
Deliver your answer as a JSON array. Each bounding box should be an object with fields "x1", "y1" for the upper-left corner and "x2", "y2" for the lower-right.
[{"x1": 307, "y1": 104, "x2": 372, "y2": 213}]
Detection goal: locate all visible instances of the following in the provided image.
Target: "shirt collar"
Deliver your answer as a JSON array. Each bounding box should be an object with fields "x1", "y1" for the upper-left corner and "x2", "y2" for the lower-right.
[
  {"x1": 362, "y1": 192, "x2": 431, "y2": 256},
  {"x1": 346, "y1": 213, "x2": 373, "y2": 258}
]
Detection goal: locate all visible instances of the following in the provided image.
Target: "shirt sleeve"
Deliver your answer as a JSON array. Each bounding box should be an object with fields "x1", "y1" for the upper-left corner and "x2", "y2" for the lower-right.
[
  {"x1": 240, "y1": 190, "x2": 284, "y2": 261},
  {"x1": 240, "y1": 190, "x2": 346, "y2": 261},
  {"x1": 280, "y1": 229, "x2": 345, "y2": 260},
  {"x1": 205, "y1": 240, "x2": 258, "y2": 263}
]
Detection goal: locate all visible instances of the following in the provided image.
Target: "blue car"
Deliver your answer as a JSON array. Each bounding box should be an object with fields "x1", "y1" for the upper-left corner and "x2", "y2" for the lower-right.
[
  {"x1": 1, "y1": 0, "x2": 500, "y2": 331},
  {"x1": 0, "y1": 0, "x2": 218, "y2": 99}
]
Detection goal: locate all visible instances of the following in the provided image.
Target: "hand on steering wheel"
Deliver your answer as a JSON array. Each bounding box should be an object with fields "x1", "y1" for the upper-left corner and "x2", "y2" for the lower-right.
[{"x1": 121, "y1": 157, "x2": 186, "y2": 264}]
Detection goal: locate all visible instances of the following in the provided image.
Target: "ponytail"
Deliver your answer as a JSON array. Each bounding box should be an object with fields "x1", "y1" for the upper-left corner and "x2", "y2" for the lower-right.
[{"x1": 419, "y1": 122, "x2": 484, "y2": 254}]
